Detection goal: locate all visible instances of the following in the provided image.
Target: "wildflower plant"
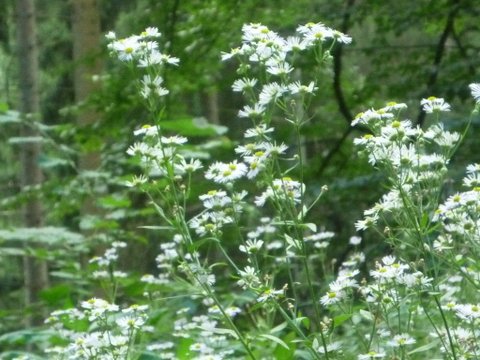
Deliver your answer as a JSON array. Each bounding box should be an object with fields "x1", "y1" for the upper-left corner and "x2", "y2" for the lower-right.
[{"x1": 41, "y1": 22, "x2": 480, "y2": 360}]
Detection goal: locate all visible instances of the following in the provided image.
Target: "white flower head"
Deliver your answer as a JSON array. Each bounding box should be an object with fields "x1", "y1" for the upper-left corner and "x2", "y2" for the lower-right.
[
  {"x1": 469, "y1": 83, "x2": 480, "y2": 103},
  {"x1": 349, "y1": 236, "x2": 362, "y2": 245},
  {"x1": 421, "y1": 96, "x2": 451, "y2": 113},
  {"x1": 387, "y1": 333, "x2": 416, "y2": 347}
]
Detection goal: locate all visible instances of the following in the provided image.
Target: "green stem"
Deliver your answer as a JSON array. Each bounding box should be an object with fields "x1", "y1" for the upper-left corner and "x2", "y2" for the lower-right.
[{"x1": 434, "y1": 295, "x2": 457, "y2": 360}]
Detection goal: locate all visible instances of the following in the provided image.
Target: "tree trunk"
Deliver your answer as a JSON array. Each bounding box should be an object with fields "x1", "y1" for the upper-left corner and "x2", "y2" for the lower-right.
[
  {"x1": 72, "y1": 0, "x2": 104, "y2": 284},
  {"x1": 72, "y1": 0, "x2": 102, "y2": 217},
  {"x1": 72, "y1": 0, "x2": 102, "y2": 173},
  {"x1": 207, "y1": 90, "x2": 220, "y2": 125},
  {"x1": 15, "y1": 0, "x2": 49, "y2": 326}
]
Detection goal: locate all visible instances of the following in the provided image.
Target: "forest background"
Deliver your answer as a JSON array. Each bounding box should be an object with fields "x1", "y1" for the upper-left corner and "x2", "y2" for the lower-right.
[{"x1": 0, "y1": 0, "x2": 480, "y2": 358}]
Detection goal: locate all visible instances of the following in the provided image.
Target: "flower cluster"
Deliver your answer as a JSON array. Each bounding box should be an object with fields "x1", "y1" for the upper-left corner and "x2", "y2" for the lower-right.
[
  {"x1": 127, "y1": 126, "x2": 202, "y2": 179},
  {"x1": 352, "y1": 99, "x2": 460, "y2": 233},
  {"x1": 89, "y1": 241, "x2": 129, "y2": 284},
  {"x1": 107, "y1": 27, "x2": 179, "y2": 67},
  {"x1": 167, "y1": 304, "x2": 242, "y2": 359},
  {"x1": 95, "y1": 20, "x2": 480, "y2": 360},
  {"x1": 434, "y1": 164, "x2": 480, "y2": 249},
  {"x1": 45, "y1": 300, "x2": 149, "y2": 359}
]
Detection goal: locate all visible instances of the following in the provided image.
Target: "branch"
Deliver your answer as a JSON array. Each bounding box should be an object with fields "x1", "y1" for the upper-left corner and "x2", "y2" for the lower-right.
[
  {"x1": 315, "y1": 0, "x2": 358, "y2": 178},
  {"x1": 416, "y1": 1, "x2": 460, "y2": 126},
  {"x1": 316, "y1": 127, "x2": 354, "y2": 178},
  {"x1": 332, "y1": 0, "x2": 356, "y2": 126},
  {"x1": 451, "y1": 23, "x2": 477, "y2": 78}
]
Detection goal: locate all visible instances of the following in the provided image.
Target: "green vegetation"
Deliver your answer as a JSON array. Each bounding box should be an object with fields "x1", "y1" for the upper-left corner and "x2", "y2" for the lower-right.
[{"x1": 1, "y1": 1, "x2": 480, "y2": 359}]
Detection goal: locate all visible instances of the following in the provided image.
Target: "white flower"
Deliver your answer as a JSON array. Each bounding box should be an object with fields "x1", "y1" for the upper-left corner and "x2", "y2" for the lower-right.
[
  {"x1": 333, "y1": 30, "x2": 352, "y2": 44},
  {"x1": 316, "y1": 340, "x2": 342, "y2": 354},
  {"x1": 141, "y1": 27, "x2": 161, "y2": 38},
  {"x1": 454, "y1": 304, "x2": 480, "y2": 321},
  {"x1": 421, "y1": 96, "x2": 451, "y2": 113},
  {"x1": 244, "y1": 124, "x2": 275, "y2": 138},
  {"x1": 125, "y1": 174, "x2": 148, "y2": 187},
  {"x1": 258, "y1": 82, "x2": 288, "y2": 105},
  {"x1": 298, "y1": 22, "x2": 335, "y2": 46},
  {"x1": 380, "y1": 101, "x2": 407, "y2": 112},
  {"x1": 387, "y1": 333, "x2": 416, "y2": 347},
  {"x1": 232, "y1": 78, "x2": 257, "y2": 93},
  {"x1": 133, "y1": 125, "x2": 160, "y2": 137},
  {"x1": 116, "y1": 316, "x2": 146, "y2": 331},
  {"x1": 235, "y1": 143, "x2": 259, "y2": 156},
  {"x1": 351, "y1": 108, "x2": 394, "y2": 127},
  {"x1": 289, "y1": 81, "x2": 318, "y2": 95},
  {"x1": 266, "y1": 62, "x2": 294, "y2": 76},
  {"x1": 147, "y1": 342, "x2": 174, "y2": 351},
  {"x1": 255, "y1": 177, "x2": 304, "y2": 206},
  {"x1": 469, "y1": 83, "x2": 480, "y2": 103},
  {"x1": 105, "y1": 31, "x2": 116, "y2": 40},
  {"x1": 175, "y1": 158, "x2": 203, "y2": 174},
  {"x1": 257, "y1": 288, "x2": 284, "y2": 302},
  {"x1": 463, "y1": 173, "x2": 480, "y2": 188},
  {"x1": 138, "y1": 52, "x2": 180, "y2": 67},
  {"x1": 199, "y1": 190, "x2": 231, "y2": 209},
  {"x1": 354, "y1": 215, "x2": 379, "y2": 231},
  {"x1": 161, "y1": 135, "x2": 188, "y2": 145},
  {"x1": 221, "y1": 47, "x2": 241, "y2": 61},
  {"x1": 320, "y1": 289, "x2": 346, "y2": 306},
  {"x1": 260, "y1": 141, "x2": 288, "y2": 156},
  {"x1": 237, "y1": 266, "x2": 260, "y2": 289},
  {"x1": 284, "y1": 36, "x2": 307, "y2": 52},
  {"x1": 108, "y1": 35, "x2": 142, "y2": 61},
  {"x1": 238, "y1": 104, "x2": 265, "y2": 119},
  {"x1": 239, "y1": 239, "x2": 264, "y2": 254},
  {"x1": 205, "y1": 161, "x2": 247, "y2": 184},
  {"x1": 349, "y1": 236, "x2": 362, "y2": 245},
  {"x1": 140, "y1": 74, "x2": 168, "y2": 98}
]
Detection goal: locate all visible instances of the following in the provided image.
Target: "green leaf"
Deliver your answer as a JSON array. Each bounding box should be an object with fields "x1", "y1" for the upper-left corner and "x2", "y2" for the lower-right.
[
  {"x1": 8, "y1": 136, "x2": 45, "y2": 144},
  {"x1": 270, "y1": 321, "x2": 288, "y2": 334},
  {"x1": 192, "y1": 117, "x2": 228, "y2": 135},
  {"x1": 359, "y1": 309, "x2": 374, "y2": 321},
  {"x1": 0, "y1": 352, "x2": 45, "y2": 360},
  {"x1": 259, "y1": 334, "x2": 290, "y2": 350},
  {"x1": 0, "y1": 247, "x2": 25, "y2": 256},
  {"x1": 0, "y1": 110, "x2": 21, "y2": 124},
  {"x1": 420, "y1": 212, "x2": 429, "y2": 228},
  {"x1": 284, "y1": 233, "x2": 301, "y2": 250},
  {"x1": 0, "y1": 103, "x2": 9, "y2": 113},
  {"x1": 176, "y1": 337, "x2": 194, "y2": 359},
  {"x1": 294, "y1": 316, "x2": 309, "y2": 328},
  {"x1": 98, "y1": 195, "x2": 131, "y2": 209},
  {"x1": 0, "y1": 329, "x2": 56, "y2": 346},
  {"x1": 49, "y1": 271, "x2": 83, "y2": 280},
  {"x1": 302, "y1": 223, "x2": 317, "y2": 232},
  {"x1": 160, "y1": 117, "x2": 227, "y2": 137},
  {"x1": 198, "y1": 326, "x2": 238, "y2": 339},
  {"x1": 138, "y1": 351, "x2": 164, "y2": 360},
  {"x1": 293, "y1": 349, "x2": 313, "y2": 360},
  {"x1": 333, "y1": 313, "x2": 352, "y2": 327},
  {"x1": 138, "y1": 226, "x2": 174, "y2": 231},
  {"x1": 38, "y1": 155, "x2": 72, "y2": 169},
  {"x1": 408, "y1": 341, "x2": 440, "y2": 355},
  {"x1": 0, "y1": 227, "x2": 83, "y2": 245},
  {"x1": 40, "y1": 284, "x2": 74, "y2": 308}
]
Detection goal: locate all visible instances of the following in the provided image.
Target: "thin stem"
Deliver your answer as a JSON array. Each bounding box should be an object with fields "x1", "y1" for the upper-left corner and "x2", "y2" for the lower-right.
[{"x1": 434, "y1": 295, "x2": 458, "y2": 360}]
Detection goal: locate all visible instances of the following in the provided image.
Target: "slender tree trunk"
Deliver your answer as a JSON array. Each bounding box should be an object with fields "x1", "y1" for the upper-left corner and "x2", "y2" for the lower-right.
[
  {"x1": 72, "y1": 0, "x2": 104, "y2": 281},
  {"x1": 72, "y1": 0, "x2": 102, "y2": 175},
  {"x1": 16, "y1": 0, "x2": 49, "y2": 326},
  {"x1": 207, "y1": 90, "x2": 220, "y2": 125}
]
